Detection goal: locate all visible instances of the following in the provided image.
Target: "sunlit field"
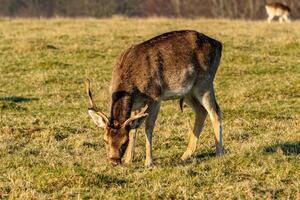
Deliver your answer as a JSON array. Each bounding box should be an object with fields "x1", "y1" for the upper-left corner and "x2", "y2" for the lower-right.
[{"x1": 0, "y1": 18, "x2": 299, "y2": 199}]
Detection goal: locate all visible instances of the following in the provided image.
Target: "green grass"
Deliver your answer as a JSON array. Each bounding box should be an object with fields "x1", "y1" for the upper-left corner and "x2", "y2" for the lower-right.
[{"x1": 0, "y1": 17, "x2": 299, "y2": 199}]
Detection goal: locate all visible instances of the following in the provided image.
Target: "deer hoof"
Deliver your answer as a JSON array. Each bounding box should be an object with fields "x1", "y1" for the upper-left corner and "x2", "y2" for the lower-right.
[
  {"x1": 124, "y1": 159, "x2": 133, "y2": 165},
  {"x1": 181, "y1": 150, "x2": 193, "y2": 161},
  {"x1": 216, "y1": 147, "x2": 225, "y2": 156},
  {"x1": 144, "y1": 159, "x2": 153, "y2": 167}
]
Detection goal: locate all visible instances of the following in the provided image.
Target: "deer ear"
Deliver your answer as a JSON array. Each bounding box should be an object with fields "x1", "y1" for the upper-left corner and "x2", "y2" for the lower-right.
[
  {"x1": 88, "y1": 109, "x2": 109, "y2": 128},
  {"x1": 123, "y1": 113, "x2": 148, "y2": 129}
]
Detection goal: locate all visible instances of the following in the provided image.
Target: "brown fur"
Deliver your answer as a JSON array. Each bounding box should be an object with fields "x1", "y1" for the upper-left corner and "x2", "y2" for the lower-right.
[
  {"x1": 110, "y1": 30, "x2": 221, "y2": 120},
  {"x1": 87, "y1": 30, "x2": 223, "y2": 166},
  {"x1": 266, "y1": 2, "x2": 291, "y2": 12}
]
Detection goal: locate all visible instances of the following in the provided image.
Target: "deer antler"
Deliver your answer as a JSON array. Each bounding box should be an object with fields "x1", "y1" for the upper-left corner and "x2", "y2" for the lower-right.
[
  {"x1": 132, "y1": 104, "x2": 148, "y2": 119},
  {"x1": 122, "y1": 105, "x2": 149, "y2": 128},
  {"x1": 85, "y1": 79, "x2": 109, "y2": 125},
  {"x1": 85, "y1": 78, "x2": 97, "y2": 109}
]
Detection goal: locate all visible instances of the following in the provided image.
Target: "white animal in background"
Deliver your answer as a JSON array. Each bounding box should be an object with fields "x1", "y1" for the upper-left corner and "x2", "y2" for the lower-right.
[{"x1": 265, "y1": 2, "x2": 291, "y2": 23}]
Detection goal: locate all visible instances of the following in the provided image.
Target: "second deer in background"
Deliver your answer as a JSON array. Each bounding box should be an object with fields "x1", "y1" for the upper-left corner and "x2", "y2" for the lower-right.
[{"x1": 265, "y1": 2, "x2": 291, "y2": 23}]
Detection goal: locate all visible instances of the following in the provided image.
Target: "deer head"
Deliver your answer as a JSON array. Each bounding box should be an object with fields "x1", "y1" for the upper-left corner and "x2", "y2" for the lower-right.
[{"x1": 85, "y1": 79, "x2": 148, "y2": 165}]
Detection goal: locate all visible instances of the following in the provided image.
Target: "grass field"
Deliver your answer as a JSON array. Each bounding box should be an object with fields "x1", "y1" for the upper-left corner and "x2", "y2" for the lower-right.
[{"x1": 0, "y1": 18, "x2": 299, "y2": 199}]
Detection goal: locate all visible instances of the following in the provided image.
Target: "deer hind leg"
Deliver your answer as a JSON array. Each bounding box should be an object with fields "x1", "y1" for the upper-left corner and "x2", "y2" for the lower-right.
[
  {"x1": 283, "y1": 15, "x2": 291, "y2": 23},
  {"x1": 279, "y1": 16, "x2": 284, "y2": 23},
  {"x1": 197, "y1": 90, "x2": 224, "y2": 156},
  {"x1": 144, "y1": 102, "x2": 161, "y2": 167},
  {"x1": 181, "y1": 95, "x2": 207, "y2": 161}
]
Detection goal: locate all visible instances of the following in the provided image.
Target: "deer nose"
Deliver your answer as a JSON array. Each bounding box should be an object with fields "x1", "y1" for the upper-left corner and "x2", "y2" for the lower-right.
[{"x1": 109, "y1": 157, "x2": 121, "y2": 166}]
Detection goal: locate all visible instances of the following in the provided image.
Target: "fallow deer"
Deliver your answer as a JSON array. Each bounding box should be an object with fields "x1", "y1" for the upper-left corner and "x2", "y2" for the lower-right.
[
  {"x1": 86, "y1": 30, "x2": 223, "y2": 166},
  {"x1": 265, "y1": 2, "x2": 291, "y2": 23}
]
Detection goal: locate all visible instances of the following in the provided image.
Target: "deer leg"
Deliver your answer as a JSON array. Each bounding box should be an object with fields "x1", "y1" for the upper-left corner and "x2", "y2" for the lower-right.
[
  {"x1": 181, "y1": 96, "x2": 207, "y2": 160},
  {"x1": 198, "y1": 90, "x2": 224, "y2": 156},
  {"x1": 267, "y1": 15, "x2": 274, "y2": 23},
  {"x1": 279, "y1": 16, "x2": 284, "y2": 23},
  {"x1": 284, "y1": 15, "x2": 291, "y2": 23},
  {"x1": 144, "y1": 102, "x2": 160, "y2": 167},
  {"x1": 124, "y1": 129, "x2": 137, "y2": 164}
]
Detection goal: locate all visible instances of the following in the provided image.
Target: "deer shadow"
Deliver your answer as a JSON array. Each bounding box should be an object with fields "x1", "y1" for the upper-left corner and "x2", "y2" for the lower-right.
[
  {"x1": 152, "y1": 150, "x2": 217, "y2": 167},
  {"x1": 0, "y1": 96, "x2": 39, "y2": 103},
  {"x1": 194, "y1": 151, "x2": 217, "y2": 160},
  {"x1": 264, "y1": 141, "x2": 300, "y2": 155}
]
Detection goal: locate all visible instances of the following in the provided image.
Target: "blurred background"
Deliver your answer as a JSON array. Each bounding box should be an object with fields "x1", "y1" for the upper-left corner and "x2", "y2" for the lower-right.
[{"x1": 0, "y1": 0, "x2": 300, "y2": 19}]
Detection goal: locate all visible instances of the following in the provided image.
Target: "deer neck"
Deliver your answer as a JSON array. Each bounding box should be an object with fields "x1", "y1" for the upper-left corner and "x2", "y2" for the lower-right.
[{"x1": 109, "y1": 90, "x2": 133, "y2": 125}]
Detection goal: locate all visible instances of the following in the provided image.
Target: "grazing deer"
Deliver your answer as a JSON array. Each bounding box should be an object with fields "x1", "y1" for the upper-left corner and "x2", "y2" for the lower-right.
[
  {"x1": 86, "y1": 30, "x2": 223, "y2": 166},
  {"x1": 265, "y1": 2, "x2": 291, "y2": 23}
]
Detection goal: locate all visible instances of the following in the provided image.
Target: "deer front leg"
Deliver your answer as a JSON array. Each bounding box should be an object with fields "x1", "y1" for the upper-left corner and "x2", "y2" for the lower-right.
[
  {"x1": 181, "y1": 96, "x2": 207, "y2": 160},
  {"x1": 267, "y1": 15, "x2": 274, "y2": 23},
  {"x1": 124, "y1": 129, "x2": 137, "y2": 164},
  {"x1": 144, "y1": 102, "x2": 160, "y2": 167}
]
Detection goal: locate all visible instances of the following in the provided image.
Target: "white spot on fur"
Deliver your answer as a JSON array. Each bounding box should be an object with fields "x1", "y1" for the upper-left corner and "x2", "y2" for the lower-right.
[{"x1": 163, "y1": 83, "x2": 193, "y2": 100}]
